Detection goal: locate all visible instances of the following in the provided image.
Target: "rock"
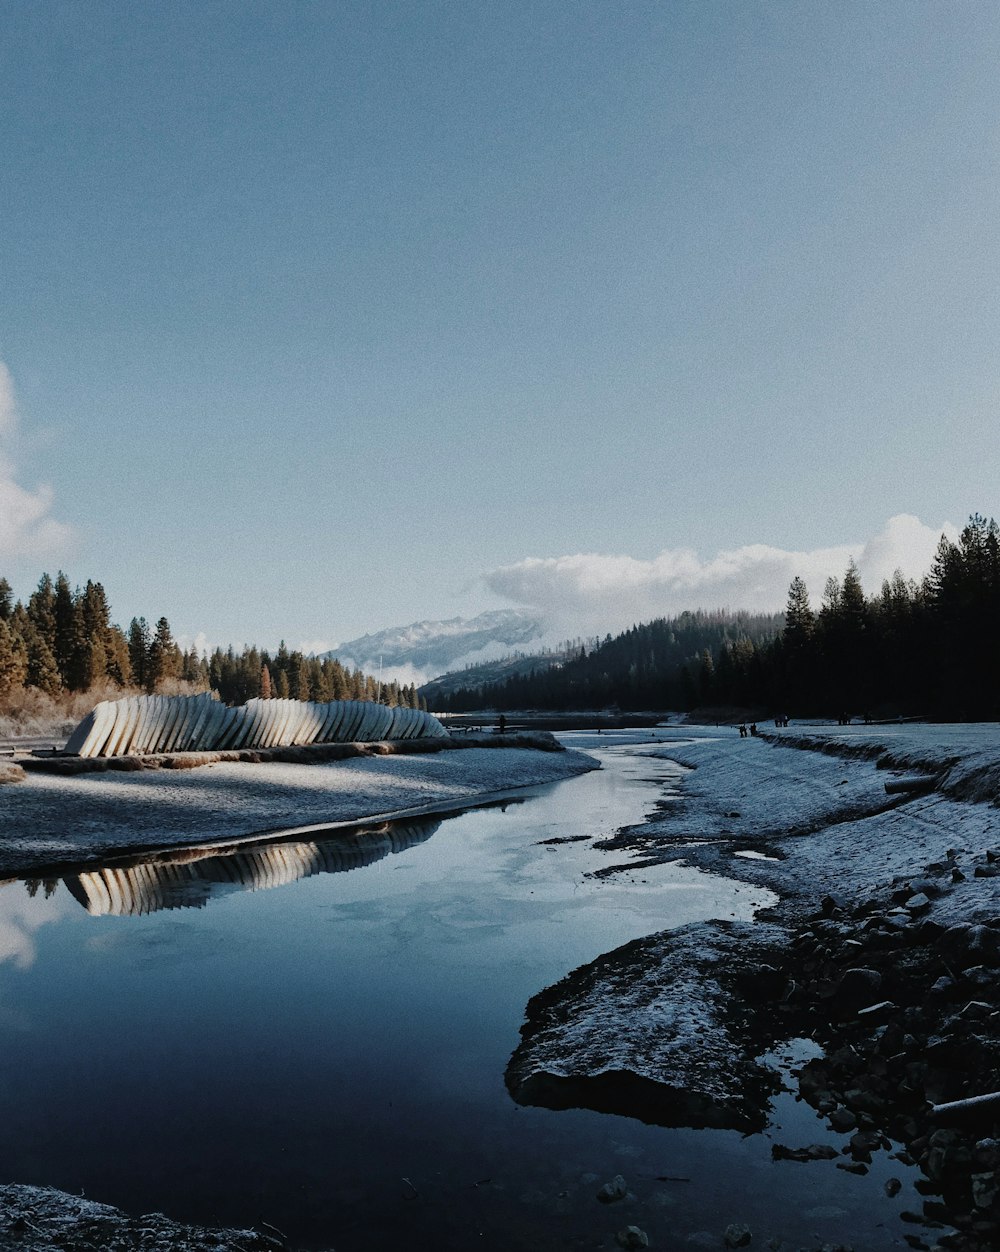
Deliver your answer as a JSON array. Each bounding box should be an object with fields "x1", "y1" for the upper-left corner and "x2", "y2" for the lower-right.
[
  {"x1": 616, "y1": 1226, "x2": 649, "y2": 1249},
  {"x1": 829, "y1": 1108, "x2": 857, "y2": 1133},
  {"x1": 971, "y1": 1172, "x2": 998, "y2": 1208},
  {"x1": 723, "y1": 1223, "x2": 752, "y2": 1248},
  {"x1": 597, "y1": 1175, "x2": 629, "y2": 1204},
  {"x1": 837, "y1": 1161, "x2": 869, "y2": 1175},
  {"x1": 848, "y1": 1129, "x2": 884, "y2": 1160},
  {"x1": 772, "y1": 1143, "x2": 839, "y2": 1162},
  {"x1": 829, "y1": 968, "x2": 882, "y2": 1014},
  {"x1": 905, "y1": 893, "x2": 931, "y2": 912},
  {"x1": 885, "y1": 1177, "x2": 903, "y2": 1197}
]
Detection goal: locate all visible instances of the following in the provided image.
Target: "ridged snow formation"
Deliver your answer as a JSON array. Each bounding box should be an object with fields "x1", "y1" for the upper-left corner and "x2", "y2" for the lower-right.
[
  {"x1": 64, "y1": 819, "x2": 440, "y2": 916},
  {"x1": 63, "y1": 693, "x2": 448, "y2": 758}
]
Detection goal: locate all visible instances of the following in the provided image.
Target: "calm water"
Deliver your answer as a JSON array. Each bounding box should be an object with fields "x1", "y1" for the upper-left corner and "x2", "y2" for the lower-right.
[{"x1": 0, "y1": 733, "x2": 920, "y2": 1249}]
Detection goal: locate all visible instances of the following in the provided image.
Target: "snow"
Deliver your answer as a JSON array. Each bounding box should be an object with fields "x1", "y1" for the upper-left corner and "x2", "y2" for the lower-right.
[
  {"x1": 0, "y1": 745, "x2": 597, "y2": 875},
  {"x1": 508, "y1": 721, "x2": 1000, "y2": 1134},
  {"x1": 635, "y1": 724, "x2": 1000, "y2": 921}
]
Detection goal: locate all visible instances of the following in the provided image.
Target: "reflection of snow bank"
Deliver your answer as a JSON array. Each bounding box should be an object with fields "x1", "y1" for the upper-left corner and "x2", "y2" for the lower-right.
[{"x1": 0, "y1": 745, "x2": 598, "y2": 876}]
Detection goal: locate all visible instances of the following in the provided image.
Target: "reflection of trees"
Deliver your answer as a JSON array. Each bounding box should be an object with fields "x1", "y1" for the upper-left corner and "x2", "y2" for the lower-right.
[
  {"x1": 23, "y1": 879, "x2": 59, "y2": 899},
  {"x1": 61, "y1": 818, "x2": 441, "y2": 917}
]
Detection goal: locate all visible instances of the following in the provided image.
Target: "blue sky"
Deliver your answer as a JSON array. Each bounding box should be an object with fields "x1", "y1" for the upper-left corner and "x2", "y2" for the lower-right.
[{"x1": 1, "y1": 2, "x2": 997, "y2": 651}]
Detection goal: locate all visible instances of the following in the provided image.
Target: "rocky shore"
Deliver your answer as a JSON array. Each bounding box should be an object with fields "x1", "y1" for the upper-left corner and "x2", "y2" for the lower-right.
[
  {"x1": 0, "y1": 1184, "x2": 310, "y2": 1252},
  {"x1": 506, "y1": 725, "x2": 1000, "y2": 1251},
  {"x1": 774, "y1": 850, "x2": 1000, "y2": 1251}
]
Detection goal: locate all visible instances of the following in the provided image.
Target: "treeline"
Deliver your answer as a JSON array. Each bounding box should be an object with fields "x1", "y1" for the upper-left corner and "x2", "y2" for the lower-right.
[
  {"x1": 0, "y1": 572, "x2": 422, "y2": 710},
  {"x1": 424, "y1": 609, "x2": 784, "y2": 712},
  {"x1": 424, "y1": 514, "x2": 1000, "y2": 721},
  {"x1": 767, "y1": 513, "x2": 1000, "y2": 719}
]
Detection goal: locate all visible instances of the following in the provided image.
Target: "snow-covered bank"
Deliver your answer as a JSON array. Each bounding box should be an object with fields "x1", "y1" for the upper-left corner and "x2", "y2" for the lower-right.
[
  {"x1": 0, "y1": 1184, "x2": 288, "y2": 1252},
  {"x1": 0, "y1": 743, "x2": 598, "y2": 876},
  {"x1": 507, "y1": 725, "x2": 1000, "y2": 1249}
]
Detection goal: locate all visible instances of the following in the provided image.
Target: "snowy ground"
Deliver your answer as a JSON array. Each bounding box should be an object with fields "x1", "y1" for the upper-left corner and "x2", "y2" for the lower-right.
[
  {"x1": 0, "y1": 744, "x2": 598, "y2": 876},
  {"x1": 584, "y1": 724, "x2": 1000, "y2": 916},
  {"x1": 508, "y1": 723, "x2": 1000, "y2": 1150}
]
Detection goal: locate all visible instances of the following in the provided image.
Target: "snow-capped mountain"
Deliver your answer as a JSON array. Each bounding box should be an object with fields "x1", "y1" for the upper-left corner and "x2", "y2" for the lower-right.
[{"x1": 324, "y1": 610, "x2": 547, "y2": 685}]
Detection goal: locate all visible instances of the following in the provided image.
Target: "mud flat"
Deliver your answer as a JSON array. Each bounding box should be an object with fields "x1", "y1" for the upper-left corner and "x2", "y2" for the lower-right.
[{"x1": 506, "y1": 725, "x2": 1000, "y2": 1251}]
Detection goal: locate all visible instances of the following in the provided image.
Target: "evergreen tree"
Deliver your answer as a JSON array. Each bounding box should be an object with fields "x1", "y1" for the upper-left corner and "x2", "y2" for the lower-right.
[
  {"x1": 105, "y1": 625, "x2": 133, "y2": 687},
  {"x1": 783, "y1": 576, "x2": 815, "y2": 645},
  {"x1": 0, "y1": 578, "x2": 12, "y2": 621},
  {"x1": 52, "y1": 572, "x2": 77, "y2": 686},
  {"x1": 260, "y1": 665, "x2": 272, "y2": 699},
  {"x1": 0, "y1": 619, "x2": 27, "y2": 695},
  {"x1": 27, "y1": 574, "x2": 57, "y2": 672},
  {"x1": 22, "y1": 620, "x2": 61, "y2": 695},
  {"x1": 128, "y1": 618, "x2": 151, "y2": 690},
  {"x1": 146, "y1": 617, "x2": 181, "y2": 692}
]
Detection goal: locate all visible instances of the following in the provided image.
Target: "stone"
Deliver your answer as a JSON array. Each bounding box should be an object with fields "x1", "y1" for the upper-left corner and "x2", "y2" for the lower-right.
[
  {"x1": 885, "y1": 1177, "x2": 903, "y2": 1197},
  {"x1": 905, "y1": 893, "x2": 931, "y2": 912},
  {"x1": 723, "y1": 1223, "x2": 752, "y2": 1248},
  {"x1": 829, "y1": 1108, "x2": 857, "y2": 1133},
  {"x1": 616, "y1": 1227, "x2": 649, "y2": 1249},
  {"x1": 830, "y1": 968, "x2": 883, "y2": 1013},
  {"x1": 597, "y1": 1175, "x2": 628, "y2": 1204},
  {"x1": 971, "y1": 1172, "x2": 998, "y2": 1208}
]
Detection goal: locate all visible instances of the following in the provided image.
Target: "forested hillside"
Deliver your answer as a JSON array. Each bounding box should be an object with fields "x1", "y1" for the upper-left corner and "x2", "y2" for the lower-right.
[
  {"x1": 425, "y1": 514, "x2": 1000, "y2": 721},
  {"x1": 0, "y1": 572, "x2": 421, "y2": 730}
]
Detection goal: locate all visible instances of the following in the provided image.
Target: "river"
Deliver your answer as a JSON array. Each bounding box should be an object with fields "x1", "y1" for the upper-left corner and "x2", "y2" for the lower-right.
[{"x1": 0, "y1": 731, "x2": 918, "y2": 1249}]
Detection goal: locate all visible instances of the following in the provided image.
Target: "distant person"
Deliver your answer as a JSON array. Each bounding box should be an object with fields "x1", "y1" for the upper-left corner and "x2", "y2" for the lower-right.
[
  {"x1": 738, "y1": 723, "x2": 748, "y2": 738},
  {"x1": 750, "y1": 722, "x2": 758, "y2": 736},
  {"x1": 498, "y1": 714, "x2": 507, "y2": 735}
]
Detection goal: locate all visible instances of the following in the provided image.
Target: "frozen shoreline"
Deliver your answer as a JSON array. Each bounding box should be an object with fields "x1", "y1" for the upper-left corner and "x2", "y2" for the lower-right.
[
  {"x1": 0, "y1": 741, "x2": 599, "y2": 877},
  {"x1": 507, "y1": 724, "x2": 1000, "y2": 1249}
]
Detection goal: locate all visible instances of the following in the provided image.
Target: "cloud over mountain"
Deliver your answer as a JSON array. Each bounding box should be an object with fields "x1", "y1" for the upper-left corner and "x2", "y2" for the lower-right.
[
  {"x1": 0, "y1": 363, "x2": 72, "y2": 560},
  {"x1": 485, "y1": 514, "x2": 957, "y2": 635}
]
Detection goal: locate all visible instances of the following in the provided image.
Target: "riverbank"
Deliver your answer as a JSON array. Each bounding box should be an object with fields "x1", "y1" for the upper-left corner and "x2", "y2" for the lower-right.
[
  {"x1": 507, "y1": 725, "x2": 1000, "y2": 1250},
  {"x1": 0, "y1": 738, "x2": 598, "y2": 877},
  {"x1": 0, "y1": 1184, "x2": 291, "y2": 1252}
]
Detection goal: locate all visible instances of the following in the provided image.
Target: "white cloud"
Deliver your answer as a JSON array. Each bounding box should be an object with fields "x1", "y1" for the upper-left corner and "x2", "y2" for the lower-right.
[
  {"x1": 0, "y1": 363, "x2": 73, "y2": 560},
  {"x1": 298, "y1": 638, "x2": 332, "y2": 657},
  {"x1": 484, "y1": 514, "x2": 958, "y2": 635}
]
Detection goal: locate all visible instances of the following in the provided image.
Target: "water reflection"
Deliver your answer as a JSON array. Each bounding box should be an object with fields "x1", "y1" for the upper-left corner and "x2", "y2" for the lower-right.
[{"x1": 59, "y1": 817, "x2": 441, "y2": 916}]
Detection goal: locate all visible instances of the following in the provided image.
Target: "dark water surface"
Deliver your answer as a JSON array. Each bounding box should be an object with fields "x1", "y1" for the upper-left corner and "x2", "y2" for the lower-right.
[{"x1": 0, "y1": 732, "x2": 919, "y2": 1249}]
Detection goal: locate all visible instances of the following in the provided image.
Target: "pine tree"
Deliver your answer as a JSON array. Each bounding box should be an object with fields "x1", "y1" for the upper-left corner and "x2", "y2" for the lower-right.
[
  {"x1": 52, "y1": 572, "x2": 77, "y2": 686},
  {"x1": 260, "y1": 665, "x2": 272, "y2": 699},
  {"x1": 0, "y1": 578, "x2": 12, "y2": 621},
  {"x1": 105, "y1": 625, "x2": 133, "y2": 686},
  {"x1": 128, "y1": 618, "x2": 151, "y2": 690},
  {"x1": 146, "y1": 617, "x2": 181, "y2": 692},
  {"x1": 0, "y1": 619, "x2": 27, "y2": 695},
  {"x1": 27, "y1": 574, "x2": 57, "y2": 676},
  {"x1": 22, "y1": 621, "x2": 61, "y2": 695},
  {"x1": 783, "y1": 576, "x2": 815, "y2": 646}
]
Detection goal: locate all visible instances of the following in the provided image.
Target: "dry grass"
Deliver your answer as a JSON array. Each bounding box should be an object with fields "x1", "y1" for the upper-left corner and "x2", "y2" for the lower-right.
[{"x1": 0, "y1": 679, "x2": 208, "y2": 741}]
